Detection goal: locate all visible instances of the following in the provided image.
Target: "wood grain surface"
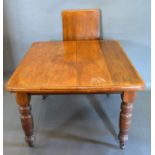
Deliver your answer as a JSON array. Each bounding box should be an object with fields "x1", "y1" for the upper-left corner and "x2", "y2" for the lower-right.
[
  {"x1": 62, "y1": 9, "x2": 100, "y2": 41},
  {"x1": 6, "y1": 40, "x2": 145, "y2": 93}
]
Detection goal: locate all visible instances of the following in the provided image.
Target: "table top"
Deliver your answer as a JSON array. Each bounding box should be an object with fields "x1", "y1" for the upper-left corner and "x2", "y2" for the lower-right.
[{"x1": 6, "y1": 40, "x2": 145, "y2": 93}]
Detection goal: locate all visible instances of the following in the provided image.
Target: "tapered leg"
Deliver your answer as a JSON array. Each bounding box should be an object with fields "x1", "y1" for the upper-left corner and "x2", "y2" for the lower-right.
[
  {"x1": 16, "y1": 92, "x2": 34, "y2": 147},
  {"x1": 118, "y1": 91, "x2": 136, "y2": 149}
]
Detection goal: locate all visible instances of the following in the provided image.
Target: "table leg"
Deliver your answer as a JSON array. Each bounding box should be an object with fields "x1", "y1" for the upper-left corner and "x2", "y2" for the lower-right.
[
  {"x1": 118, "y1": 91, "x2": 136, "y2": 149},
  {"x1": 16, "y1": 92, "x2": 34, "y2": 147}
]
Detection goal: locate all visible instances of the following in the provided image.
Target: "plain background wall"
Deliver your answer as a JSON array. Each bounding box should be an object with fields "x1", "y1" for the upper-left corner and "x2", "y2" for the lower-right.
[{"x1": 3, "y1": 0, "x2": 151, "y2": 87}]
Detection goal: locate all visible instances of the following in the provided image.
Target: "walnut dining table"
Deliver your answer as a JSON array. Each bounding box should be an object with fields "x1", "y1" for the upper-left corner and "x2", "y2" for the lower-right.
[{"x1": 6, "y1": 40, "x2": 145, "y2": 149}]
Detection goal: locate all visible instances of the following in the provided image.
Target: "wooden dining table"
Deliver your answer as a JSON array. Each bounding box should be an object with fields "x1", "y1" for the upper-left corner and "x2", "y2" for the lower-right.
[{"x1": 6, "y1": 39, "x2": 145, "y2": 149}]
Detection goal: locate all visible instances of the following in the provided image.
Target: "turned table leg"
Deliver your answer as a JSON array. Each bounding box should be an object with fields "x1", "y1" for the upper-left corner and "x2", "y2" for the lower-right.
[
  {"x1": 16, "y1": 92, "x2": 34, "y2": 147},
  {"x1": 118, "y1": 91, "x2": 136, "y2": 149}
]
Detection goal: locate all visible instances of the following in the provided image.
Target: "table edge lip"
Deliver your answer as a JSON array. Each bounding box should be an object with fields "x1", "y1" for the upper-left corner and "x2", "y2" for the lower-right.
[{"x1": 6, "y1": 84, "x2": 145, "y2": 93}]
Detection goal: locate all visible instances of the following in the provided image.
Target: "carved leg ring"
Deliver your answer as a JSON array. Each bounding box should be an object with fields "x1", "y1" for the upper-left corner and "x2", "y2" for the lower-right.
[
  {"x1": 19, "y1": 105, "x2": 34, "y2": 146},
  {"x1": 16, "y1": 93, "x2": 34, "y2": 147},
  {"x1": 118, "y1": 91, "x2": 136, "y2": 149}
]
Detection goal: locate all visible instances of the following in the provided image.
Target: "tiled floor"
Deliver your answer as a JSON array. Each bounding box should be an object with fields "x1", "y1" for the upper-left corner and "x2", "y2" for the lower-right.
[{"x1": 4, "y1": 74, "x2": 151, "y2": 155}]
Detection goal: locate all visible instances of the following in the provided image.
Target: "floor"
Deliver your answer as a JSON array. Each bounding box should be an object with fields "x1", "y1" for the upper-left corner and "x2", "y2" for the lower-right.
[{"x1": 4, "y1": 73, "x2": 151, "y2": 155}]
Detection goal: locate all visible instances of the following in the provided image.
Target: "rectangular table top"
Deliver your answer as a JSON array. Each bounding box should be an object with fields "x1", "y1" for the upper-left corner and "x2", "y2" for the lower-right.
[{"x1": 6, "y1": 40, "x2": 145, "y2": 93}]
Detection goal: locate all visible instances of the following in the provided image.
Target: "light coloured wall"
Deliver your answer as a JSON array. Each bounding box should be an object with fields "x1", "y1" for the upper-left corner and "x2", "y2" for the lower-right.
[{"x1": 3, "y1": 0, "x2": 151, "y2": 87}]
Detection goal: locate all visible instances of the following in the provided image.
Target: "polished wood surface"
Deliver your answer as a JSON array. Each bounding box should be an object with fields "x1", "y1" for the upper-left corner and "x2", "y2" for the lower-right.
[
  {"x1": 62, "y1": 9, "x2": 100, "y2": 41},
  {"x1": 6, "y1": 40, "x2": 144, "y2": 93}
]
